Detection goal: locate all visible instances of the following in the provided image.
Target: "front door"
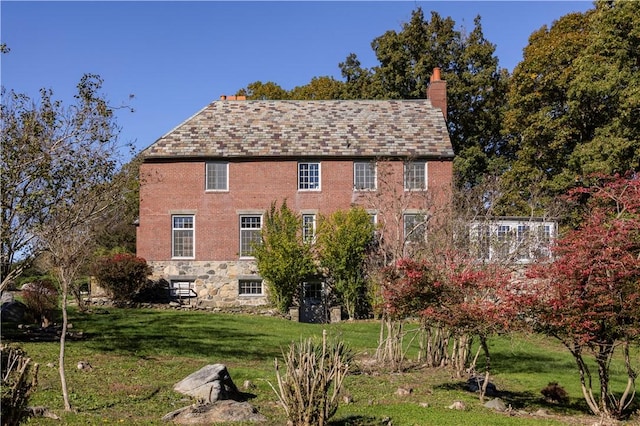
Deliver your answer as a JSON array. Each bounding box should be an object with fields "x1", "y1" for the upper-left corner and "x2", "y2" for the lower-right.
[{"x1": 300, "y1": 281, "x2": 326, "y2": 323}]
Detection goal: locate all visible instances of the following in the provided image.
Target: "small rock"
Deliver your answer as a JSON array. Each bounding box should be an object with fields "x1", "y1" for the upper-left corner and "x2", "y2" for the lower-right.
[
  {"x1": 343, "y1": 394, "x2": 353, "y2": 404},
  {"x1": 483, "y1": 398, "x2": 507, "y2": 412},
  {"x1": 395, "y1": 387, "x2": 412, "y2": 396},
  {"x1": 242, "y1": 380, "x2": 255, "y2": 390},
  {"x1": 46, "y1": 362, "x2": 55, "y2": 368},
  {"x1": 27, "y1": 406, "x2": 60, "y2": 420},
  {"x1": 448, "y1": 400, "x2": 466, "y2": 410},
  {"x1": 77, "y1": 361, "x2": 93, "y2": 371},
  {"x1": 419, "y1": 402, "x2": 429, "y2": 408},
  {"x1": 534, "y1": 408, "x2": 549, "y2": 417}
]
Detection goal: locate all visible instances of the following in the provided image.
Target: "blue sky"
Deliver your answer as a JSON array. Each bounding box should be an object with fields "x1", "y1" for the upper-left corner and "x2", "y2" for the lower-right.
[{"x1": 2, "y1": 1, "x2": 593, "y2": 160}]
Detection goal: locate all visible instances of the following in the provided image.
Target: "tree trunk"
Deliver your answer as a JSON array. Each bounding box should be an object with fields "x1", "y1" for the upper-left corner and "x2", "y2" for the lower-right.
[
  {"x1": 618, "y1": 341, "x2": 637, "y2": 415},
  {"x1": 375, "y1": 315, "x2": 404, "y2": 371},
  {"x1": 479, "y1": 335, "x2": 491, "y2": 402},
  {"x1": 58, "y1": 274, "x2": 71, "y2": 411},
  {"x1": 596, "y1": 342, "x2": 614, "y2": 418},
  {"x1": 564, "y1": 340, "x2": 601, "y2": 416},
  {"x1": 450, "y1": 334, "x2": 472, "y2": 378},
  {"x1": 419, "y1": 324, "x2": 449, "y2": 368}
]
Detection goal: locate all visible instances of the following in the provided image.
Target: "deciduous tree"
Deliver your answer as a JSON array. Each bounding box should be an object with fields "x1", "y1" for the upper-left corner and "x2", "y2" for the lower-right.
[
  {"x1": 2, "y1": 74, "x2": 128, "y2": 411},
  {"x1": 501, "y1": 1, "x2": 640, "y2": 214},
  {"x1": 316, "y1": 207, "x2": 374, "y2": 320},
  {"x1": 253, "y1": 201, "x2": 317, "y2": 314},
  {"x1": 525, "y1": 174, "x2": 640, "y2": 419}
]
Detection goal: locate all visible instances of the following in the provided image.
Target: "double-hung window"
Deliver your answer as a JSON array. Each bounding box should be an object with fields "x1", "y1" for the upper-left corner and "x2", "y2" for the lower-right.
[
  {"x1": 404, "y1": 213, "x2": 426, "y2": 243},
  {"x1": 298, "y1": 162, "x2": 320, "y2": 190},
  {"x1": 172, "y1": 215, "x2": 194, "y2": 258},
  {"x1": 302, "y1": 214, "x2": 316, "y2": 243},
  {"x1": 404, "y1": 161, "x2": 427, "y2": 190},
  {"x1": 496, "y1": 225, "x2": 512, "y2": 257},
  {"x1": 517, "y1": 225, "x2": 531, "y2": 260},
  {"x1": 354, "y1": 161, "x2": 376, "y2": 190},
  {"x1": 205, "y1": 162, "x2": 228, "y2": 191},
  {"x1": 239, "y1": 215, "x2": 262, "y2": 257}
]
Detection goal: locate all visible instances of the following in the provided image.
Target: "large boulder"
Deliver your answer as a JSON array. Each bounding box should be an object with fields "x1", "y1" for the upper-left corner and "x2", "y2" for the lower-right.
[
  {"x1": 1, "y1": 300, "x2": 27, "y2": 323},
  {"x1": 166, "y1": 364, "x2": 265, "y2": 424},
  {"x1": 174, "y1": 364, "x2": 241, "y2": 403},
  {"x1": 162, "y1": 400, "x2": 266, "y2": 424}
]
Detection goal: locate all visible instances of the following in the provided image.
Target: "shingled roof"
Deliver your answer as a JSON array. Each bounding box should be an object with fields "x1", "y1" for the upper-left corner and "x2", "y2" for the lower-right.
[{"x1": 142, "y1": 99, "x2": 454, "y2": 160}]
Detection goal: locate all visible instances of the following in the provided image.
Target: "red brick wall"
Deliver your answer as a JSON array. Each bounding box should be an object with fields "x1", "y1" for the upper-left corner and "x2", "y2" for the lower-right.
[{"x1": 137, "y1": 158, "x2": 452, "y2": 261}]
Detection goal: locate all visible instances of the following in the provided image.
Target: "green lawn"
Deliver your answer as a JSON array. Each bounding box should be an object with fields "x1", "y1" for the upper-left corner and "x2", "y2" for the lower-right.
[{"x1": 2, "y1": 307, "x2": 632, "y2": 425}]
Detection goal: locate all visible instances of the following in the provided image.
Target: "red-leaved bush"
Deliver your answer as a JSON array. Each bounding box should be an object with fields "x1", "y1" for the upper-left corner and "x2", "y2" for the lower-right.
[
  {"x1": 21, "y1": 279, "x2": 59, "y2": 327},
  {"x1": 91, "y1": 253, "x2": 152, "y2": 302},
  {"x1": 525, "y1": 173, "x2": 640, "y2": 419}
]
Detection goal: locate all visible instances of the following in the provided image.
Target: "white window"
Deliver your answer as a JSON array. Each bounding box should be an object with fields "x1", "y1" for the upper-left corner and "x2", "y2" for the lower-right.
[
  {"x1": 517, "y1": 225, "x2": 531, "y2": 260},
  {"x1": 404, "y1": 213, "x2": 426, "y2": 243},
  {"x1": 206, "y1": 162, "x2": 228, "y2": 191},
  {"x1": 497, "y1": 225, "x2": 511, "y2": 241},
  {"x1": 169, "y1": 280, "x2": 196, "y2": 299},
  {"x1": 302, "y1": 214, "x2": 316, "y2": 242},
  {"x1": 240, "y1": 215, "x2": 262, "y2": 257},
  {"x1": 354, "y1": 161, "x2": 376, "y2": 190},
  {"x1": 496, "y1": 225, "x2": 512, "y2": 257},
  {"x1": 368, "y1": 212, "x2": 377, "y2": 226},
  {"x1": 404, "y1": 162, "x2": 427, "y2": 190},
  {"x1": 172, "y1": 215, "x2": 194, "y2": 258},
  {"x1": 239, "y1": 279, "x2": 263, "y2": 295},
  {"x1": 298, "y1": 162, "x2": 320, "y2": 190},
  {"x1": 517, "y1": 225, "x2": 530, "y2": 242}
]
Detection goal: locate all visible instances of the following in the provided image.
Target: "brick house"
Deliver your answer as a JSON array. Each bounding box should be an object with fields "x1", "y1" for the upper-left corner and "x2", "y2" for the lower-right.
[{"x1": 136, "y1": 69, "x2": 454, "y2": 312}]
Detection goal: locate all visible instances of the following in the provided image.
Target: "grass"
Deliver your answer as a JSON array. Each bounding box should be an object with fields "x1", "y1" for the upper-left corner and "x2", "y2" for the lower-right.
[{"x1": 2, "y1": 307, "x2": 635, "y2": 425}]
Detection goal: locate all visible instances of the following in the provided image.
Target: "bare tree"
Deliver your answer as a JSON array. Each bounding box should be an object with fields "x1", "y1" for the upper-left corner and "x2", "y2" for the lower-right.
[{"x1": 2, "y1": 74, "x2": 128, "y2": 410}]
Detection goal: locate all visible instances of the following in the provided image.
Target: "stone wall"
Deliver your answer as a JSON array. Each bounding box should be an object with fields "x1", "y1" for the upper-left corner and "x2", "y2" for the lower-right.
[{"x1": 148, "y1": 260, "x2": 269, "y2": 308}]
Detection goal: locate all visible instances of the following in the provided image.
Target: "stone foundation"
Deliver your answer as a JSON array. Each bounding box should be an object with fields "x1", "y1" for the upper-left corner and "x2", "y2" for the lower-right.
[{"x1": 148, "y1": 260, "x2": 269, "y2": 308}]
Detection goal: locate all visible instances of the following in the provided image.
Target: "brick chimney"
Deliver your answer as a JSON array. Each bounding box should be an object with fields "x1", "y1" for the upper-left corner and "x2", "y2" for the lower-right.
[
  {"x1": 427, "y1": 67, "x2": 447, "y2": 120},
  {"x1": 219, "y1": 95, "x2": 246, "y2": 101}
]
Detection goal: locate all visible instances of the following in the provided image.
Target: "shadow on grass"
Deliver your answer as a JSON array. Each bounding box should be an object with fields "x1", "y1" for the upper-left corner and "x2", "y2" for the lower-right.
[
  {"x1": 330, "y1": 414, "x2": 389, "y2": 425},
  {"x1": 3, "y1": 308, "x2": 307, "y2": 362},
  {"x1": 77, "y1": 309, "x2": 281, "y2": 361},
  {"x1": 435, "y1": 379, "x2": 593, "y2": 416},
  {"x1": 490, "y1": 349, "x2": 575, "y2": 375}
]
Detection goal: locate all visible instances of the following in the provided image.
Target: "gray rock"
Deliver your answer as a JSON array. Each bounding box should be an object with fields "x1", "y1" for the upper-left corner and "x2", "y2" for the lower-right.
[
  {"x1": 483, "y1": 398, "x2": 507, "y2": 412},
  {"x1": 448, "y1": 401, "x2": 466, "y2": 410},
  {"x1": 162, "y1": 400, "x2": 266, "y2": 424},
  {"x1": 466, "y1": 375, "x2": 498, "y2": 396},
  {"x1": 1, "y1": 300, "x2": 27, "y2": 323},
  {"x1": 174, "y1": 364, "x2": 241, "y2": 404}
]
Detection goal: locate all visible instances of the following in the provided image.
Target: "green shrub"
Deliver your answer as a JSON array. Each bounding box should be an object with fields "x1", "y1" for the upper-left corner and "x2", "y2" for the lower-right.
[
  {"x1": 91, "y1": 253, "x2": 152, "y2": 302},
  {"x1": 21, "y1": 279, "x2": 58, "y2": 327}
]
